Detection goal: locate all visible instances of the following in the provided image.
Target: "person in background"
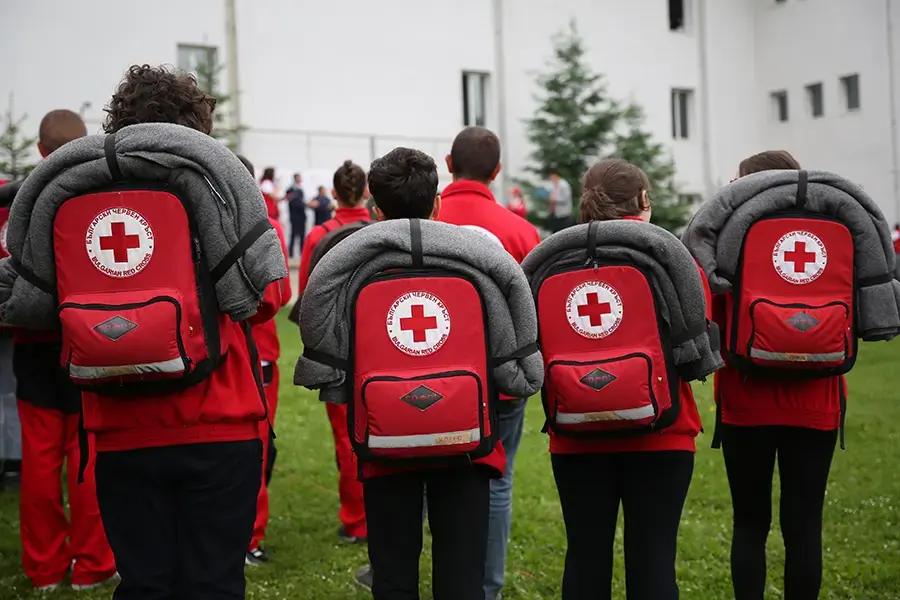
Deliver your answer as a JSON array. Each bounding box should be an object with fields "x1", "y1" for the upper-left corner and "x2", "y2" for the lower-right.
[
  {"x1": 309, "y1": 185, "x2": 334, "y2": 226},
  {"x1": 714, "y1": 150, "x2": 842, "y2": 600},
  {"x1": 437, "y1": 126, "x2": 541, "y2": 600},
  {"x1": 13, "y1": 109, "x2": 118, "y2": 591},
  {"x1": 545, "y1": 167, "x2": 573, "y2": 233},
  {"x1": 507, "y1": 186, "x2": 527, "y2": 220},
  {"x1": 286, "y1": 173, "x2": 307, "y2": 258},
  {"x1": 892, "y1": 223, "x2": 900, "y2": 279},
  {"x1": 295, "y1": 161, "x2": 370, "y2": 552},
  {"x1": 260, "y1": 167, "x2": 281, "y2": 219},
  {"x1": 237, "y1": 155, "x2": 293, "y2": 566}
]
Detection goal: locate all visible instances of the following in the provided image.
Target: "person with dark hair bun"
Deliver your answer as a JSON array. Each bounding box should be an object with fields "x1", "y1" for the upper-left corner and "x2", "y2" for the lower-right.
[{"x1": 547, "y1": 157, "x2": 708, "y2": 600}]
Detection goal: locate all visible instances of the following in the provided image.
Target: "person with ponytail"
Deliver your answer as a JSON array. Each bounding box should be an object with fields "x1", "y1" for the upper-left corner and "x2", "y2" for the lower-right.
[
  {"x1": 547, "y1": 158, "x2": 708, "y2": 600},
  {"x1": 296, "y1": 160, "x2": 370, "y2": 545}
]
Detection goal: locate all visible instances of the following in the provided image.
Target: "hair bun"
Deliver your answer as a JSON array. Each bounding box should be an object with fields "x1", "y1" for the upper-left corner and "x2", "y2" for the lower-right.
[{"x1": 342, "y1": 159, "x2": 353, "y2": 169}]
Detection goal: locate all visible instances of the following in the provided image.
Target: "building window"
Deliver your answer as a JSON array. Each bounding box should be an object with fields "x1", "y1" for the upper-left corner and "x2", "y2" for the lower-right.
[
  {"x1": 462, "y1": 72, "x2": 489, "y2": 127},
  {"x1": 770, "y1": 90, "x2": 789, "y2": 122},
  {"x1": 671, "y1": 89, "x2": 693, "y2": 139},
  {"x1": 177, "y1": 44, "x2": 218, "y2": 90},
  {"x1": 669, "y1": 0, "x2": 692, "y2": 32},
  {"x1": 805, "y1": 83, "x2": 824, "y2": 118},
  {"x1": 841, "y1": 74, "x2": 861, "y2": 111},
  {"x1": 775, "y1": 0, "x2": 787, "y2": 4}
]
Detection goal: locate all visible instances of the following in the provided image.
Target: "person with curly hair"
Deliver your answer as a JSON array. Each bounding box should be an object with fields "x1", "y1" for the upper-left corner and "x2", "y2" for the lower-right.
[{"x1": 85, "y1": 65, "x2": 282, "y2": 600}]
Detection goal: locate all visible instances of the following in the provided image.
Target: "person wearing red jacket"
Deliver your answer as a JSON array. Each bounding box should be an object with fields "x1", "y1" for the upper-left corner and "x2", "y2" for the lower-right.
[
  {"x1": 438, "y1": 126, "x2": 540, "y2": 600},
  {"x1": 237, "y1": 155, "x2": 293, "y2": 565},
  {"x1": 548, "y1": 159, "x2": 704, "y2": 600},
  {"x1": 12, "y1": 109, "x2": 117, "y2": 592},
  {"x1": 351, "y1": 148, "x2": 506, "y2": 600},
  {"x1": 86, "y1": 65, "x2": 283, "y2": 600},
  {"x1": 713, "y1": 150, "x2": 842, "y2": 600},
  {"x1": 296, "y1": 160, "x2": 371, "y2": 549},
  {"x1": 259, "y1": 167, "x2": 281, "y2": 219}
]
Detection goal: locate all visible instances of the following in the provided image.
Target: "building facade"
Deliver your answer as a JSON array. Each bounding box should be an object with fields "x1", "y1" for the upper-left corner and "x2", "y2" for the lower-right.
[{"x1": 2, "y1": 0, "x2": 899, "y2": 221}]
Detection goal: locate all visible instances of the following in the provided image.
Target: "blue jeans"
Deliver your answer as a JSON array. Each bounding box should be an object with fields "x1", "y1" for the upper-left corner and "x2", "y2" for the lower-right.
[{"x1": 484, "y1": 398, "x2": 527, "y2": 600}]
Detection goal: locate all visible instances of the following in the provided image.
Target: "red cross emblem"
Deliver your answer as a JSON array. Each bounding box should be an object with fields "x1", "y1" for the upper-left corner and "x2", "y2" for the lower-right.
[
  {"x1": 400, "y1": 304, "x2": 438, "y2": 343},
  {"x1": 576, "y1": 292, "x2": 612, "y2": 327},
  {"x1": 783, "y1": 240, "x2": 817, "y2": 273},
  {"x1": 99, "y1": 221, "x2": 141, "y2": 263}
]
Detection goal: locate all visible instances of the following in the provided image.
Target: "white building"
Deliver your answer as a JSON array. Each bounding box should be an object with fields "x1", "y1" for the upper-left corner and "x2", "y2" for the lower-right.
[{"x1": 2, "y1": 0, "x2": 900, "y2": 222}]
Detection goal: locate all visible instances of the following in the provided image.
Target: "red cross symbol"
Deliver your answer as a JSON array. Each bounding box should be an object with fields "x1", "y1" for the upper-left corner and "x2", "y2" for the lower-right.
[
  {"x1": 400, "y1": 304, "x2": 438, "y2": 343},
  {"x1": 577, "y1": 292, "x2": 612, "y2": 327},
  {"x1": 784, "y1": 240, "x2": 817, "y2": 273},
  {"x1": 99, "y1": 222, "x2": 141, "y2": 264}
]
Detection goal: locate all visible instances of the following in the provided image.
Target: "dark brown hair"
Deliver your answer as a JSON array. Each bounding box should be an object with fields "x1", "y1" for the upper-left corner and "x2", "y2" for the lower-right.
[
  {"x1": 333, "y1": 160, "x2": 367, "y2": 207},
  {"x1": 449, "y1": 126, "x2": 500, "y2": 182},
  {"x1": 103, "y1": 64, "x2": 216, "y2": 134},
  {"x1": 260, "y1": 167, "x2": 275, "y2": 182},
  {"x1": 738, "y1": 150, "x2": 800, "y2": 177},
  {"x1": 579, "y1": 158, "x2": 651, "y2": 223},
  {"x1": 38, "y1": 109, "x2": 87, "y2": 155}
]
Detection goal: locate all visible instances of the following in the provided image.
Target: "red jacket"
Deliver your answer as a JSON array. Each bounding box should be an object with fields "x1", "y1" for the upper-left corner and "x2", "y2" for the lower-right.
[
  {"x1": 296, "y1": 206, "x2": 372, "y2": 299},
  {"x1": 439, "y1": 180, "x2": 541, "y2": 264},
  {"x1": 550, "y1": 222, "x2": 708, "y2": 454},
  {"x1": 253, "y1": 218, "x2": 292, "y2": 363},
  {"x1": 712, "y1": 294, "x2": 843, "y2": 430},
  {"x1": 83, "y1": 287, "x2": 282, "y2": 452}
]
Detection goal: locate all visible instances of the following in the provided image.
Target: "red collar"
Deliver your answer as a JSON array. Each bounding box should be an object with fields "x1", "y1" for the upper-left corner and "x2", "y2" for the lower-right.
[
  {"x1": 335, "y1": 206, "x2": 371, "y2": 223},
  {"x1": 622, "y1": 216, "x2": 644, "y2": 222},
  {"x1": 441, "y1": 180, "x2": 496, "y2": 203}
]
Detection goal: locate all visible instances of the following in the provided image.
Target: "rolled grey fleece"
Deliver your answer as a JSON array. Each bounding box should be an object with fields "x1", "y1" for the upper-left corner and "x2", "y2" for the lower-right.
[
  {"x1": 295, "y1": 219, "x2": 545, "y2": 404},
  {"x1": 522, "y1": 219, "x2": 723, "y2": 381},
  {"x1": 682, "y1": 169, "x2": 900, "y2": 341},
  {"x1": 1, "y1": 123, "x2": 286, "y2": 329}
]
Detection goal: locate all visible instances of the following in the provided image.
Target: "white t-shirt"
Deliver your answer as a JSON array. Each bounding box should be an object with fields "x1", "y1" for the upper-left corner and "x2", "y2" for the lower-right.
[{"x1": 260, "y1": 180, "x2": 276, "y2": 195}]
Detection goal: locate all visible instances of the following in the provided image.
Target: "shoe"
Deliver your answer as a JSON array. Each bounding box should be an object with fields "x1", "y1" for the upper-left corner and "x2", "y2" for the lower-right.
[
  {"x1": 353, "y1": 565, "x2": 373, "y2": 591},
  {"x1": 35, "y1": 582, "x2": 61, "y2": 592},
  {"x1": 245, "y1": 547, "x2": 269, "y2": 566},
  {"x1": 72, "y1": 572, "x2": 120, "y2": 591},
  {"x1": 337, "y1": 525, "x2": 367, "y2": 544}
]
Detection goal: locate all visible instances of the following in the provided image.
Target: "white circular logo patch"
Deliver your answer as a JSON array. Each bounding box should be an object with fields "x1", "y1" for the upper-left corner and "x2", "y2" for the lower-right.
[
  {"x1": 772, "y1": 230, "x2": 827, "y2": 284},
  {"x1": 566, "y1": 281, "x2": 623, "y2": 339},
  {"x1": 85, "y1": 208, "x2": 155, "y2": 278},
  {"x1": 386, "y1": 292, "x2": 451, "y2": 356}
]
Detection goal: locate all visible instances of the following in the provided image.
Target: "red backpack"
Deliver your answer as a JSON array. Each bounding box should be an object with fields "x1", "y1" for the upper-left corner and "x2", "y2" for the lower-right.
[
  {"x1": 723, "y1": 171, "x2": 856, "y2": 378},
  {"x1": 47, "y1": 135, "x2": 271, "y2": 397},
  {"x1": 346, "y1": 219, "x2": 496, "y2": 464},
  {"x1": 534, "y1": 222, "x2": 680, "y2": 438}
]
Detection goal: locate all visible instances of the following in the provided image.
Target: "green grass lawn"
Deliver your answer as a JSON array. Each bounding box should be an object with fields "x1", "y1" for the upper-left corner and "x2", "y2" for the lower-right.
[{"x1": 1, "y1": 312, "x2": 899, "y2": 599}]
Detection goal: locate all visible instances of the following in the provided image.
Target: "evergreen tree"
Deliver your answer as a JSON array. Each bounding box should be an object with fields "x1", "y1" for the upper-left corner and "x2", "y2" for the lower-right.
[
  {"x1": 521, "y1": 20, "x2": 620, "y2": 222},
  {"x1": 0, "y1": 96, "x2": 38, "y2": 181},
  {"x1": 195, "y1": 57, "x2": 243, "y2": 151},
  {"x1": 613, "y1": 104, "x2": 691, "y2": 232}
]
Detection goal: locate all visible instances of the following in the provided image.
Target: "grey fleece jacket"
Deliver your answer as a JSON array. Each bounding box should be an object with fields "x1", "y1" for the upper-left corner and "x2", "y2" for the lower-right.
[
  {"x1": 682, "y1": 169, "x2": 900, "y2": 341},
  {"x1": 294, "y1": 219, "x2": 545, "y2": 404},
  {"x1": 0, "y1": 123, "x2": 286, "y2": 329},
  {"x1": 522, "y1": 220, "x2": 723, "y2": 381}
]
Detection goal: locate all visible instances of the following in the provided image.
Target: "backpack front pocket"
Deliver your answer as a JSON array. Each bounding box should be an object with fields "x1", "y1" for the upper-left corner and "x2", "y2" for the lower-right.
[{"x1": 747, "y1": 298, "x2": 850, "y2": 369}]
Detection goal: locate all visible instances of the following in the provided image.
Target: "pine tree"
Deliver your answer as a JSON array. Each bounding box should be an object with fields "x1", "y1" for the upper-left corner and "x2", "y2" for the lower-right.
[
  {"x1": 0, "y1": 96, "x2": 38, "y2": 181},
  {"x1": 521, "y1": 20, "x2": 621, "y2": 222},
  {"x1": 613, "y1": 104, "x2": 691, "y2": 233},
  {"x1": 195, "y1": 57, "x2": 243, "y2": 151}
]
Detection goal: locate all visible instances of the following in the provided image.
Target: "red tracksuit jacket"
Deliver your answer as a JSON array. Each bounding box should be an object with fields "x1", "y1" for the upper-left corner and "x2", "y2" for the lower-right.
[
  {"x1": 82, "y1": 288, "x2": 282, "y2": 452},
  {"x1": 296, "y1": 206, "x2": 371, "y2": 299},
  {"x1": 254, "y1": 218, "x2": 292, "y2": 363}
]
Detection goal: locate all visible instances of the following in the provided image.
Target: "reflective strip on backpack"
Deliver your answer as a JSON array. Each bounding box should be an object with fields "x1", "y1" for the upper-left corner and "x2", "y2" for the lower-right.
[
  {"x1": 749, "y1": 348, "x2": 845, "y2": 363},
  {"x1": 368, "y1": 428, "x2": 481, "y2": 449},
  {"x1": 556, "y1": 405, "x2": 655, "y2": 424},
  {"x1": 69, "y1": 357, "x2": 186, "y2": 380}
]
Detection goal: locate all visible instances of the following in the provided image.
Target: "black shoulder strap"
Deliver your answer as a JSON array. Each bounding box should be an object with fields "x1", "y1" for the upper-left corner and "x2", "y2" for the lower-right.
[
  {"x1": 795, "y1": 170, "x2": 808, "y2": 209},
  {"x1": 104, "y1": 132, "x2": 122, "y2": 182},
  {"x1": 492, "y1": 342, "x2": 539, "y2": 367},
  {"x1": 241, "y1": 319, "x2": 275, "y2": 440},
  {"x1": 210, "y1": 219, "x2": 273, "y2": 284},
  {"x1": 410, "y1": 218, "x2": 424, "y2": 268},
  {"x1": 587, "y1": 220, "x2": 600, "y2": 262},
  {"x1": 858, "y1": 273, "x2": 894, "y2": 287},
  {"x1": 302, "y1": 347, "x2": 349, "y2": 371},
  {"x1": 10, "y1": 257, "x2": 56, "y2": 296},
  {"x1": 321, "y1": 221, "x2": 336, "y2": 234}
]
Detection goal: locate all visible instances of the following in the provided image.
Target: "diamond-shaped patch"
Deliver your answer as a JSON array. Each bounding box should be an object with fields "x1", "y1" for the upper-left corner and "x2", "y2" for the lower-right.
[
  {"x1": 400, "y1": 385, "x2": 444, "y2": 411},
  {"x1": 785, "y1": 312, "x2": 820, "y2": 332},
  {"x1": 579, "y1": 368, "x2": 617, "y2": 392},
  {"x1": 93, "y1": 315, "x2": 138, "y2": 341}
]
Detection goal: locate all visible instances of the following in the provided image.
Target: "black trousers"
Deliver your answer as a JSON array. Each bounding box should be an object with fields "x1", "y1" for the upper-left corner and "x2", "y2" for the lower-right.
[
  {"x1": 363, "y1": 466, "x2": 491, "y2": 600},
  {"x1": 722, "y1": 425, "x2": 837, "y2": 600},
  {"x1": 551, "y1": 451, "x2": 694, "y2": 600},
  {"x1": 289, "y1": 220, "x2": 305, "y2": 257},
  {"x1": 95, "y1": 440, "x2": 262, "y2": 600}
]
